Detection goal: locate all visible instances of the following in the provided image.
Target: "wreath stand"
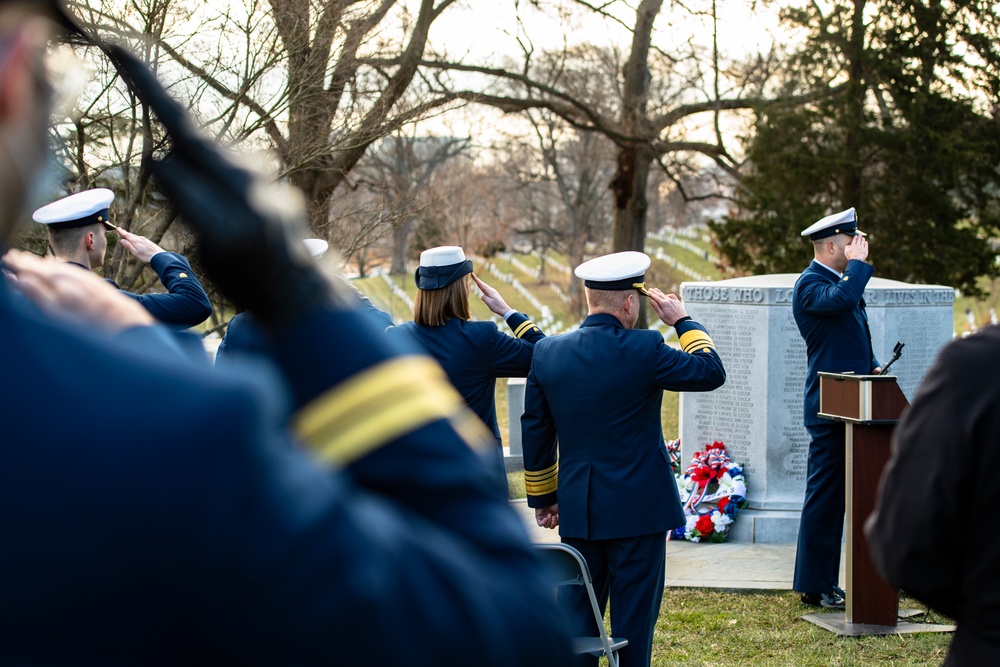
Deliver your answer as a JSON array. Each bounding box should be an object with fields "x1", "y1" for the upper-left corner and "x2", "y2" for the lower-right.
[{"x1": 801, "y1": 373, "x2": 954, "y2": 637}]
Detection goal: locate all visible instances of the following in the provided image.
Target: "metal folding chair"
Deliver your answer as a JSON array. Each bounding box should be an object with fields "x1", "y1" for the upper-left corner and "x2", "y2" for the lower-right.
[{"x1": 536, "y1": 543, "x2": 628, "y2": 667}]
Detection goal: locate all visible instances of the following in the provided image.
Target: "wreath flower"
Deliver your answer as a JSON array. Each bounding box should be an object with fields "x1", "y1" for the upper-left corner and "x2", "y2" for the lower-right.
[{"x1": 666, "y1": 439, "x2": 748, "y2": 543}]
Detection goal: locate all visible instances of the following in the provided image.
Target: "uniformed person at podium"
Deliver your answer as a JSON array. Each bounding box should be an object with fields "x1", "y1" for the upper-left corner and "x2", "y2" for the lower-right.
[
  {"x1": 792, "y1": 208, "x2": 881, "y2": 609},
  {"x1": 33, "y1": 188, "x2": 212, "y2": 328},
  {"x1": 521, "y1": 251, "x2": 725, "y2": 667}
]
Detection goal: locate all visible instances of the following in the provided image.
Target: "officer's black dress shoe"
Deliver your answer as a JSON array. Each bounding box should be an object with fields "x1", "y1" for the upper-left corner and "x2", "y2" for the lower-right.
[{"x1": 800, "y1": 588, "x2": 846, "y2": 610}]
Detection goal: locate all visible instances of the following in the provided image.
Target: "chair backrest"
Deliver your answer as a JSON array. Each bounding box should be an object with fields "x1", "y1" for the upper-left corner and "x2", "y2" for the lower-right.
[
  {"x1": 538, "y1": 542, "x2": 590, "y2": 587},
  {"x1": 536, "y1": 543, "x2": 625, "y2": 667}
]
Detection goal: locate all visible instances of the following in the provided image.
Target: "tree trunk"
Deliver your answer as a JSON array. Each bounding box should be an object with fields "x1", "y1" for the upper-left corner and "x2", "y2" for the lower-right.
[
  {"x1": 610, "y1": 146, "x2": 654, "y2": 327},
  {"x1": 610, "y1": 144, "x2": 653, "y2": 253},
  {"x1": 610, "y1": 0, "x2": 662, "y2": 327},
  {"x1": 568, "y1": 232, "x2": 587, "y2": 317},
  {"x1": 356, "y1": 247, "x2": 369, "y2": 279},
  {"x1": 391, "y1": 215, "x2": 417, "y2": 274},
  {"x1": 841, "y1": 0, "x2": 868, "y2": 208}
]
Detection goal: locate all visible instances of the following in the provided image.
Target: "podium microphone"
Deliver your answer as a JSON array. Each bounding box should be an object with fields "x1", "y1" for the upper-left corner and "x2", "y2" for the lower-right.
[{"x1": 878, "y1": 341, "x2": 905, "y2": 376}]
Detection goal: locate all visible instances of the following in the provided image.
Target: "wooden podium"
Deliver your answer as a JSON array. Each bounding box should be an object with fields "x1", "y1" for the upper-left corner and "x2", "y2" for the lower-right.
[
  {"x1": 818, "y1": 372, "x2": 907, "y2": 628},
  {"x1": 802, "y1": 373, "x2": 954, "y2": 637}
]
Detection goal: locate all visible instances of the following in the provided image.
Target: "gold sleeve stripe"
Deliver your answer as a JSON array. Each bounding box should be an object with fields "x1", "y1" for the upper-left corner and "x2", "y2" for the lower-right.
[
  {"x1": 293, "y1": 356, "x2": 465, "y2": 466},
  {"x1": 524, "y1": 462, "x2": 558, "y2": 495},
  {"x1": 685, "y1": 343, "x2": 715, "y2": 355},
  {"x1": 679, "y1": 329, "x2": 716, "y2": 354},
  {"x1": 449, "y1": 408, "x2": 493, "y2": 454},
  {"x1": 513, "y1": 320, "x2": 538, "y2": 339}
]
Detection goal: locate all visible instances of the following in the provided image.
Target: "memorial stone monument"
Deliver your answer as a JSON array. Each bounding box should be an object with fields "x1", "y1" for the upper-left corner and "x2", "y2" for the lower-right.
[
  {"x1": 680, "y1": 274, "x2": 954, "y2": 542},
  {"x1": 505, "y1": 378, "x2": 526, "y2": 472}
]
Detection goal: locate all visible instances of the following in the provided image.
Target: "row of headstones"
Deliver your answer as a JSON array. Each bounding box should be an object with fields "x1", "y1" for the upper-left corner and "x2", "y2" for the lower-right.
[
  {"x1": 376, "y1": 270, "x2": 414, "y2": 317},
  {"x1": 647, "y1": 228, "x2": 715, "y2": 262},
  {"x1": 535, "y1": 253, "x2": 572, "y2": 276},
  {"x1": 496, "y1": 252, "x2": 541, "y2": 281},
  {"x1": 495, "y1": 252, "x2": 571, "y2": 304},
  {"x1": 650, "y1": 246, "x2": 713, "y2": 282},
  {"x1": 476, "y1": 257, "x2": 563, "y2": 332},
  {"x1": 650, "y1": 223, "x2": 712, "y2": 242}
]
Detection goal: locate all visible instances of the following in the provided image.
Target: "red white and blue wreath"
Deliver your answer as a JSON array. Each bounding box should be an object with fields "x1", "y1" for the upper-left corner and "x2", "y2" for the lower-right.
[{"x1": 666, "y1": 440, "x2": 748, "y2": 543}]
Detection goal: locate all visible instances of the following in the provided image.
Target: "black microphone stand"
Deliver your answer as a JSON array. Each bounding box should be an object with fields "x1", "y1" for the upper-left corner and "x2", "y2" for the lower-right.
[{"x1": 878, "y1": 341, "x2": 905, "y2": 375}]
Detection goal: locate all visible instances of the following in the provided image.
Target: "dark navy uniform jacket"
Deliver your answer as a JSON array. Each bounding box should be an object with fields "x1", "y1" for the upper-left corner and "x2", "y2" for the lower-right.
[
  {"x1": 107, "y1": 251, "x2": 212, "y2": 328},
  {"x1": 521, "y1": 314, "x2": 725, "y2": 540},
  {"x1": 0, "y1": 279, "x2": 571, "y2": 666},
  {"x1": 216, "y1": 289, "x2": 393, "y2": 366},
  {"x1": 793, "y1": 259, "x2": 879, "y2": 426},
  {"x1": 867, "y1": 326, "x2": 1000, "y2": 666},
  {"x1": 388, "y1": 312, "x2": 543, "y2": 445}
]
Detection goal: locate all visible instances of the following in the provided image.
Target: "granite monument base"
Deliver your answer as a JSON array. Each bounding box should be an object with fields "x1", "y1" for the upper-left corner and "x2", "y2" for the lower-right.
[{"x1": 727, "y1": 508, "x2": 801, "y2": 543}]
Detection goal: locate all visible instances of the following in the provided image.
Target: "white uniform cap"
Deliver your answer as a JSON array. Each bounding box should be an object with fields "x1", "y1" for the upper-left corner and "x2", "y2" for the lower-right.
[
  {"x1": 303, "y1": 238, "x2": 329, "y2": 258},
  {"x1": 800, "y1": 207, "x2": 866, "y2": 240},
  {"x1": 575, "y1": 251, "x2": 652, "y2": 293},
  {"x1": 419, "y1": 246, "x2": 466, "y2": 267},
  {"x1": 33, "y1": 188, "x2": 115, "y2": 230},
  {"x1": 415, "y1": 246, "x2": 473, "y2": 290}
]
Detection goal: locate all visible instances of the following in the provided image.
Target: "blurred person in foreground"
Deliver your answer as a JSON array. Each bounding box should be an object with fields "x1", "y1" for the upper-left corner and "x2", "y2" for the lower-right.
[
  {"x1": 33, "y1": 187, "x2": 212, "y2": 328},
  {"x1": 0, "y1": 1, "x2": 571, "y2": 664},
  {"x1": 215, "y1": 238, "x2": 391, "y2": 367},
  {"x1": 866, "y1": 327, "x2": 1000, "y2": 666},
  {"x1": 387, "y1": 245, "x2": 544, "y2": 496},
  {"x1": 521, "y1": 251, "x2": 726, "y2": 667}
]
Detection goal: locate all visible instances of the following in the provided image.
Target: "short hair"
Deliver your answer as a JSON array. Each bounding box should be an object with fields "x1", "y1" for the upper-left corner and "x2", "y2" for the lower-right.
[
  {"x1": 812, "y1": 234, "x2": 848, "y2": 252},
  {"x1": 585, "y1": 287, "x2": 634, "y2": 312},
  {"x1": 414, "y1": 275, "x2": 471, "y2": 327},
  {"x1": 47, "y1": 223, "x2": 99, "y2": 257}
]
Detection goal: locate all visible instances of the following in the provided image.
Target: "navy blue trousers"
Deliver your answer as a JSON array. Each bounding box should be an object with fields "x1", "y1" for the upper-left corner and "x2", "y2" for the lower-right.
[
  {"x1": 793, "y1": 422, "x2": 846, "y2": 594},
  {"x1": 562, "y1": 533, "x2": 666, "y2": 667}
]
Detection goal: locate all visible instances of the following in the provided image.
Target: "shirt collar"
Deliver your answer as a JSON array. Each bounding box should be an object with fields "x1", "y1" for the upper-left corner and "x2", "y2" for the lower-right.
[
  {"x1": 581, "y1": 313, "x2": 625, "y2": 329},
  {"x1": 812, "y1": 259, "x2": 843, "y2": 279}
]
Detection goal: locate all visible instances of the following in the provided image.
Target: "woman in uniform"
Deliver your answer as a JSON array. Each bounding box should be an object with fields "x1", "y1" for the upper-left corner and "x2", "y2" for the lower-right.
[{"x1": 388, "y1": 246, "x2": 544, "y2": 496}]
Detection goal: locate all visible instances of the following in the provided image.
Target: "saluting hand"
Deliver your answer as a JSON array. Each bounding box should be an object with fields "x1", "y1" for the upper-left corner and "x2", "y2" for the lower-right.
[
  {"x1": 647, "y1": 288, "x2": 689, "y2": 327},
  {"x1": 472, "y1": 273, "x2": 512, "y2": 317},
  {"x1": 2, "y1": 250, "x2": 155, "y2": 331},
  {"x1": 844, "y1": 235, "x2": 869, "y2": 263},
  {"x1": 116, "y1": 227, "x2": 165, "y2": 264}
]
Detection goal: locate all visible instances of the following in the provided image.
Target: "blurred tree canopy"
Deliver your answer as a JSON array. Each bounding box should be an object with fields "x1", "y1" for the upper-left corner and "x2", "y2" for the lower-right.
[{"x1": 713, "y1": 0, "x2": 1000, "y2": 294}]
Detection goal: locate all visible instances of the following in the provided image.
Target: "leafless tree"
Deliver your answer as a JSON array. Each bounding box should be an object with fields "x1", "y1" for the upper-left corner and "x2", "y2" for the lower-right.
[
  {"x1": 395, "y1": 0, "x2": 797, "y2": 257},
  {"x1": 76, "y1": 0, "x2": 462, "y2": 233},
  {"x1": 363, "y1": 132, "x2": 470, "y2": 273},
  {"x1": 496, "y1": 110, "x2": 615, "y2": 314}
]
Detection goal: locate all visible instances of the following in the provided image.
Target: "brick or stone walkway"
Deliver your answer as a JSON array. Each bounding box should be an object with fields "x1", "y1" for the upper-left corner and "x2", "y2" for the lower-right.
[{"x1": 511, "y1": 498, "x2": 847, "y2": 591}]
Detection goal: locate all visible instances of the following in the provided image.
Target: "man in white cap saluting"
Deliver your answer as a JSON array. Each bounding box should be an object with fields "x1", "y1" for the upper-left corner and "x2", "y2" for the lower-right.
[
  {"x1": 33, "y1": 187, "x2": 212, "y2": 328},
  {"x1": 792, "y1": 207, "x2": 881, "y2": 610},
  {"x1": 521, "y1": 250, "x2": 726, "y2": 667}
]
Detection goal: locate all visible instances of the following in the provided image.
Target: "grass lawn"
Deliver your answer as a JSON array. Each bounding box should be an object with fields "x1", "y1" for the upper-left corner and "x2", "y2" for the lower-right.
[{"x1": 652, "y1": 589, "x2": 953, "y2": 666}]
